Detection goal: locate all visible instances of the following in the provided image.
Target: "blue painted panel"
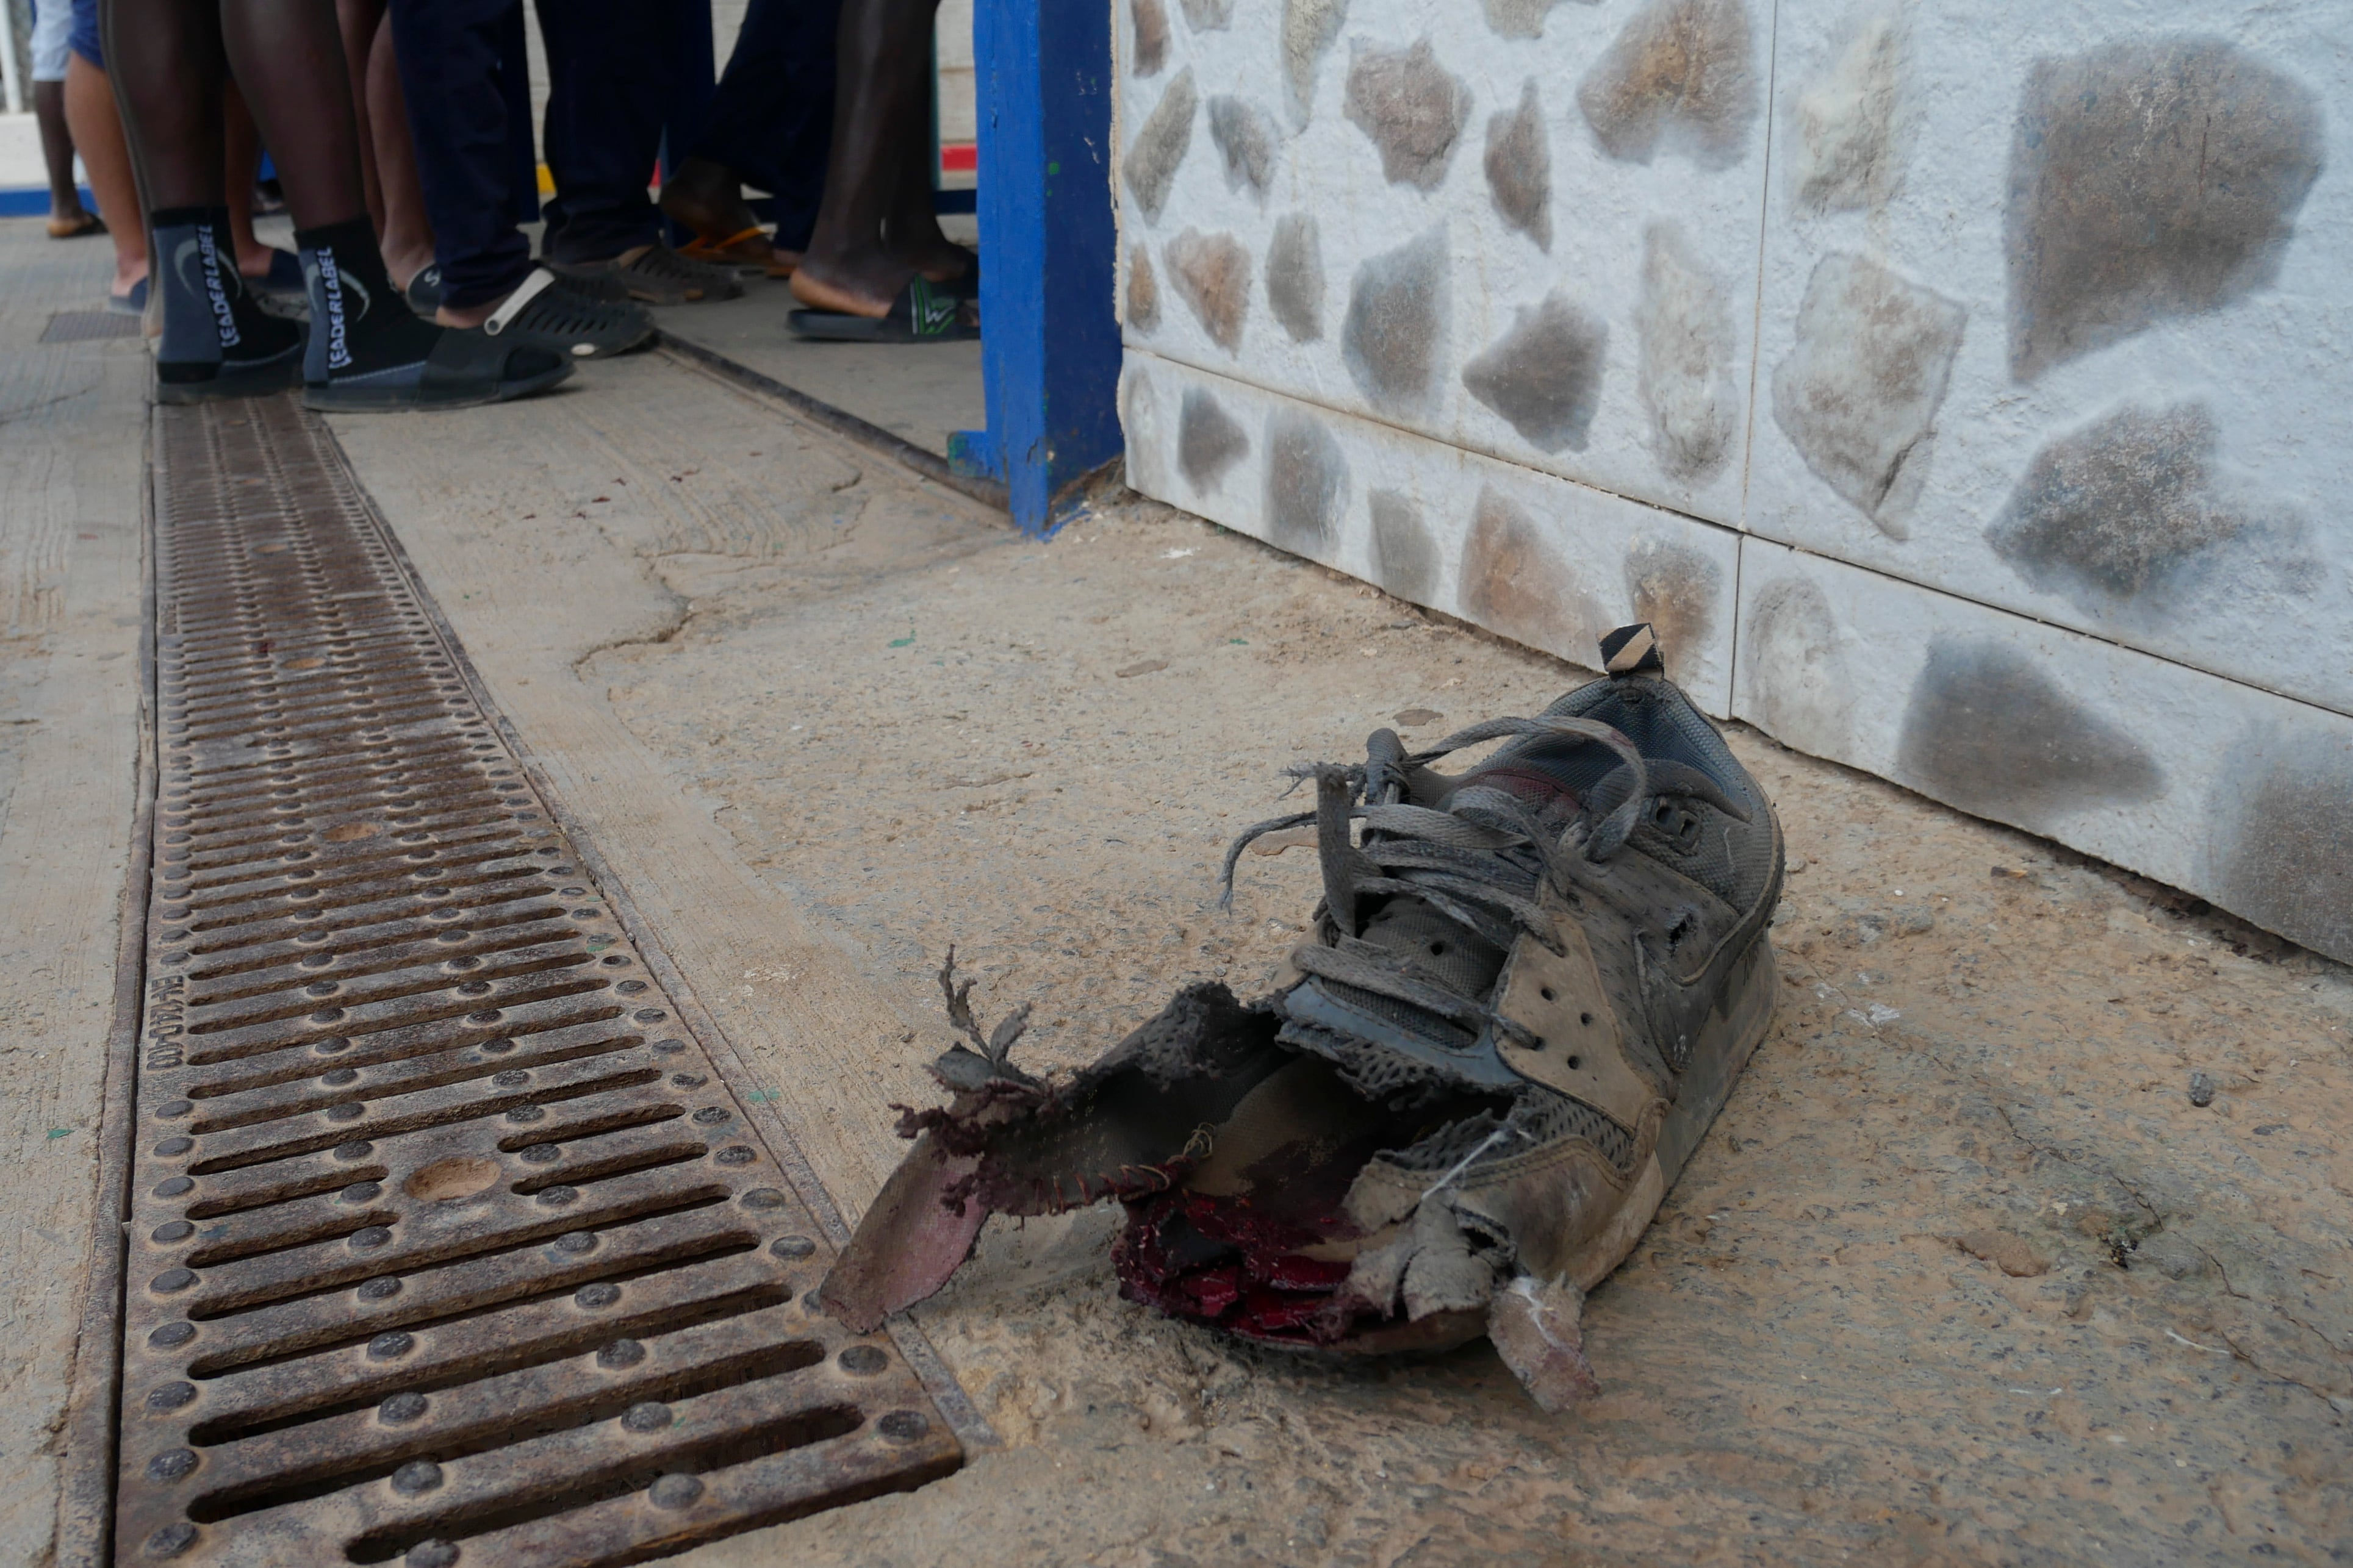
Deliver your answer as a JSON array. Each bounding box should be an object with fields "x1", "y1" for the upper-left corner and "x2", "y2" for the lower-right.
[
  {"x1": 0, "y1": 187, "x2": 96, "y2": 218},
  {"x1": 957, "y1": 0, "x2": 1122, "y2": 534}
]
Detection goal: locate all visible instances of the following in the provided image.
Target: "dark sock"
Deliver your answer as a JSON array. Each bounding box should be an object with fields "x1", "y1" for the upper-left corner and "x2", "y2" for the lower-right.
[
  {"x1": 295, "y1": 215, "x2": 443, "y2": 387},
  {"x1": 151, "y1": 205, "x2": 303, "y2": 384}
]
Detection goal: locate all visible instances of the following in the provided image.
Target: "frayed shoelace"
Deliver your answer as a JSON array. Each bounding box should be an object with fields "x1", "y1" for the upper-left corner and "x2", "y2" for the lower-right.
[{"x1": 1220, "y1": 715, "x2": 1752, "y2": 1047}]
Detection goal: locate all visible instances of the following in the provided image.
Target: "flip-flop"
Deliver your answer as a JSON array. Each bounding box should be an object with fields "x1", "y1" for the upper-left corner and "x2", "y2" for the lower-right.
[
  {"x1": 48, "y1": 212, "x2": 106, "y2": 240},
  {"x1": 107, "y1": 277, "x2": 149, "y2": 317},
  {"x1": 680, "y1": 226, "x2": 794, "y2": 279},
  {"x1": 788, "y1": 275, "x2": 979, "y2": 343}
]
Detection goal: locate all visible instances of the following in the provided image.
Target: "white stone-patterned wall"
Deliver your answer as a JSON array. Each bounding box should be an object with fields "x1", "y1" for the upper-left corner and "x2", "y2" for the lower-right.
[{"x1": 1112, "y1": 0, "x2": 2353, "y2": 962}]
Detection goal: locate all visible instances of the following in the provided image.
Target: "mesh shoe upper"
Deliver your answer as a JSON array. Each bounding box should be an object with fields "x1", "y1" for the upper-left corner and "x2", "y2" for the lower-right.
[{"x1": 1229, "y1": 653, "x2": 1781, "y2": 1164}]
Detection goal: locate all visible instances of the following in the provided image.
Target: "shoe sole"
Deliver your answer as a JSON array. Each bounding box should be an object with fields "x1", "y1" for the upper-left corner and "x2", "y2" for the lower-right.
[
  {"x1": 546, "y1": 264, "x2": 741, "y2": 309},
  {"x1": 528, "y1": 326, "x2": 655, "y2": 360},
  {"x1": 153, "y1": 353, "x2": 305, "y2": 406},
  {"x1": 299, "y1": 361, "x2": 573, "y2": 412}
]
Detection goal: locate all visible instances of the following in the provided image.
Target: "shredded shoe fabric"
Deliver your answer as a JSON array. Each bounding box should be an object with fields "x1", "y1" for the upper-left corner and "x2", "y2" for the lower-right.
[
  {"x1": 545, "y1": 242, "x2": 745, "y2": 307},
  {"x1": 821, "y1": 623, "x2": 1783, "y2": 1410}
]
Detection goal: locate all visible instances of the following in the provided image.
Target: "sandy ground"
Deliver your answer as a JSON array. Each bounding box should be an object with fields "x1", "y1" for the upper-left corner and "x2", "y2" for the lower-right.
[
  {"x1": 336, "y1": 348, "x2": 2353, "y2": 1565},
  {"x1": 2, "y1": 250, "x2": 2345, "y2": 1564}
]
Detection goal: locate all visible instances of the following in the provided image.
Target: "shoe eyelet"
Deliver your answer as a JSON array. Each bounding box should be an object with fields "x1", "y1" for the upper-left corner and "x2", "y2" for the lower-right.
[
  {"x1": 1565, "y1": 1055, "x2": 1581, "y2": 1070},
  {"x1": 1579, "y1": 1012, "x2": 1593, "y2": 1026},
  {"x1": 1539, "y1": 986, "x2": 1556, "y2": 1002}
]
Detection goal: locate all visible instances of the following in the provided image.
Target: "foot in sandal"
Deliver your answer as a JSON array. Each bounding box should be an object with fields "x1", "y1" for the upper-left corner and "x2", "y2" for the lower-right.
[
  {"x1": 787, "y1": 273, "x2": 976, "y2": 343},
  {"x1": 150, "y1": 206, "x2": 305, "y2": 404},
  {"x1": 659, "y1": 156, "x2": 799, "y2": 277},
  {"x1": 296, "y1": 217, "x2": 570, "y2": 411}
]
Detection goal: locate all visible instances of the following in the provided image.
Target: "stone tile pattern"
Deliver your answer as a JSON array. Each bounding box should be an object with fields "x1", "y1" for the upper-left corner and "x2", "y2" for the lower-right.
[{"x1": 1112, "y1": 0, "x2": 2353, "y2": 961}]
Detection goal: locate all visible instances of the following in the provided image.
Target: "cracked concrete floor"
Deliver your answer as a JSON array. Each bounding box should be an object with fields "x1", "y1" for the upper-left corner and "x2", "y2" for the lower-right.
[{"x1": 321, "y1": 349, "x2": 2353, "y2": 1566}]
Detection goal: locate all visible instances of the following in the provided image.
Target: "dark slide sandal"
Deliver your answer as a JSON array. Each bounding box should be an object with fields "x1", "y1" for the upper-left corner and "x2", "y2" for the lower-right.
[
  {"x1": 789, "y1": 276, "x2": 978, "y2": 343},
  {"x1": 303, "y1": 329, "x2": 573, "y2": 412}
]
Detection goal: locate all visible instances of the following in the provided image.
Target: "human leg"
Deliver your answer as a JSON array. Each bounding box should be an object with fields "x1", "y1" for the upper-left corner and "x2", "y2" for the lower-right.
[
  {"x1": 34, "y1": 81, "x2": 99, "y2": 232},
  {"x1": 662, "y1": 0, "x2": 839, "y2": 267},
  {"x1": 366, "y1": 11, "x2": 436, "y2": 287},
  {"x1": 107, "y1": 0, "x2": 566, "y2": 405},
  {"x1": 62, "y1": 52, "x2": 146, "y2": 296},
  {"x1": 220, "y1": 82, "x2": 279, "y2": 278},
  {"x1": 882, "y1": 71, "x2": 966, "y2": 283},
  {"x1": 98, "y1": 0, "x2": 300, "y2": 392},
  {"x1": 336, "y1": 0, "x2": 389, "y2": 231},
  {"x1": 532, "y1": 0, "x2": 664, "y2": 264},
  {"x1": 529, "y1": 0, "x2": 740, "y2": 304},
  {"x1": 386, "y1": 0, "x2": 533, "y2": 310},
  {"x1": 31, "y1": 0, "x2": 96, "y2": 232},
  {"x1": 788, "y1": 0, "x2": 945, "y2": 318}
]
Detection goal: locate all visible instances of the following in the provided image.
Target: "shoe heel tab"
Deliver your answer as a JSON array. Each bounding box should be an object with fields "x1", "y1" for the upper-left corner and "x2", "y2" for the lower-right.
[{"x1": 1599, "y1": 623, "x2": 1664, "y2": 678}]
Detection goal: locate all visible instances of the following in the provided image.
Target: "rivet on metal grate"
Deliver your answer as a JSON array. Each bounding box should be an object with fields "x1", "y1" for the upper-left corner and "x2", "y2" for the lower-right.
[{"x1": 118, "y1": 398, "x2": 961, "y2": 1566}]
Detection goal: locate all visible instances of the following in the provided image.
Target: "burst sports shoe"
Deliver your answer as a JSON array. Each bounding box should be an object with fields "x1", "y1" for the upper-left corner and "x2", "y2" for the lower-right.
[{"x1": 821, "y1": 624, "x2": 1783, "y2": 1408}]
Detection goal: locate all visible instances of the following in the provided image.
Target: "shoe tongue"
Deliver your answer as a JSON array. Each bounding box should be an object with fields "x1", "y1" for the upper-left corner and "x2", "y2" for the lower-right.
[
  {"x1": 1331, "y1": 752, "x2": 1584, "y2": 1028},
  {"x1": 1445, "y1": 760, "x2": 1582, "y2": 828},
  {"x1": 1354, "y1": 894, "x2": 1509, "y2": 1005}
]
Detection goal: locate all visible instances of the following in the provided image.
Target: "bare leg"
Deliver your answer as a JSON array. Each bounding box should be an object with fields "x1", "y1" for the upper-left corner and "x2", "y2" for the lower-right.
[
  {"x1": 335, "y1": 0, "x2": 386, "y2": 231},
  {"x1": 109, "y1": 0, "x2": 559, "y2": 404},
  {"x1": 365, "y1": 12, "x2": 435, "y2": 287},
  {"x1": 222, "y1": 81, "x2": 275, "y2": 274},
  {"x1": 63, "y1": 55, "x2": 147, "y2": 295},
  {"x1": 788, "y1": 0, "x2": 941, "y2": 317},
  {"x1": 34, "y1": 79, "x2": 96, "y2": 227},
  {"x1": 883, "y1": 77, "x2": 965, "y2": 281}
]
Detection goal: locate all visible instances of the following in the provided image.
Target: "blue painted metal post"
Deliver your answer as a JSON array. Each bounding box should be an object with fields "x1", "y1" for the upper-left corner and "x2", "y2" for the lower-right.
[{"x1": 948, "y1": 0, "x2": 1124, "y2": 535}]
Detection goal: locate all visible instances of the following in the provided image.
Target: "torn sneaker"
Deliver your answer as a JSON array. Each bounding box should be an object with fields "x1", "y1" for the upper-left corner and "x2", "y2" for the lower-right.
[{"x1": 820, "y1": 623, "x2": 1783, "y2": 1410}]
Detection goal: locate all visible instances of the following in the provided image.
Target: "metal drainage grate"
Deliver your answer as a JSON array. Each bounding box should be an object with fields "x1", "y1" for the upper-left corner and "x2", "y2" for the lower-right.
[
  {"x1": 118, "y1": 398, "x2": 963, "y2": 1566},
  {"x1": 43, "y1": 309, "x2": 145, "y2": 343}
]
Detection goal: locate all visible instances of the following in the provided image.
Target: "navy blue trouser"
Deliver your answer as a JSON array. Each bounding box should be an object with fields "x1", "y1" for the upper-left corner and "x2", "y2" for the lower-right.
[
  {"x1": 389, "y1": 0, "x2": 668, "y2": 308},
  {"x1": 689, "y1": 0, "x2": 837, "y2": 252}
]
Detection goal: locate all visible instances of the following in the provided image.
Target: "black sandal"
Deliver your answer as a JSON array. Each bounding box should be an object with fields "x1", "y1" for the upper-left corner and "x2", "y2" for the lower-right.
[
  {"x1": 302, "y1": 328, "x2": 572, "y2": 411},
  {"x1": 788, "y1": 274, "x2": 979, "y2": 343}
]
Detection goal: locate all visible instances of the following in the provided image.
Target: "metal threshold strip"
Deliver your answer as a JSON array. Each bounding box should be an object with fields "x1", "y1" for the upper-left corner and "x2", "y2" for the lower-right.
[{"x1": 112, "y1": 398, "x2": 966, "y2": 1565}]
